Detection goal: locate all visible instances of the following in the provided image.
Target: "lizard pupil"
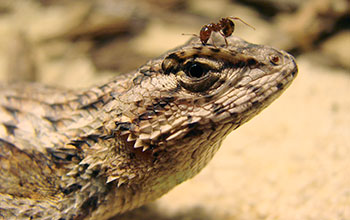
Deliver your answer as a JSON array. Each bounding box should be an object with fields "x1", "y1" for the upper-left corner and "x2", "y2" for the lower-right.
[{"x1": 187, "y1": 63, "x2": 206, "y2": 78}]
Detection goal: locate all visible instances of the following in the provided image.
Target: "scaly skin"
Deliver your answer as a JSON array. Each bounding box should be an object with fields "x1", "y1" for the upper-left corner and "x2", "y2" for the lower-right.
[{"x1": 0, "y1": 36, "x2": 297, "y2": 219}]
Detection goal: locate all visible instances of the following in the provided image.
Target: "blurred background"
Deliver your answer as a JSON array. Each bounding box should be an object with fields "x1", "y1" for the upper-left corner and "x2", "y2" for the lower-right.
[{"x1": 0, "y1": 0, "x2": 349, "y2": 219}]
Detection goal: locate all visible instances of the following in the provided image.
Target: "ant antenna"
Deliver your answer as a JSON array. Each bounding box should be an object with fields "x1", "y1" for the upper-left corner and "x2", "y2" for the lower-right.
[{"x1": 228, "y1": 17, "x2": 256, "y2": 30}]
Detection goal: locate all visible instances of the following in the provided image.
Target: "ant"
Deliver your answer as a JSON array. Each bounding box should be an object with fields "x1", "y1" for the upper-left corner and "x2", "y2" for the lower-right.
[{"x1": 188, "y1": 17, "x2": 255, "y2": 47}]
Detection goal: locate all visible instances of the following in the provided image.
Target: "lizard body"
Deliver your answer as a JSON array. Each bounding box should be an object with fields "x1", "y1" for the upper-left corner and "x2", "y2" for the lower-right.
[{"x1": 0, "y1": 36, "x2": 297, "y2": 219}]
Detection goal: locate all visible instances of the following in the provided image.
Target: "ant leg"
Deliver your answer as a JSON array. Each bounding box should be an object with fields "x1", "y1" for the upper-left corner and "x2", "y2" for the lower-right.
[
  {"x1": 218, "y1": 31, "x2": 229, "y2": 47},
  {"x1": 182, "y1": 33, "x2": 200, "y2": 38},
  {"x1": 228, "y1": 17, "x2": 256, "y2": 30},
  {"x1": 224, "y1": 37, "x2": 228, "y2": 47}
]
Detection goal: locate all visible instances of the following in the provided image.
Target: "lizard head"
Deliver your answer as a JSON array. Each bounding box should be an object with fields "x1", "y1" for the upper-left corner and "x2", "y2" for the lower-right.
[{"x1": 110, "y1": 36, "x2": 297, "y2": 188}]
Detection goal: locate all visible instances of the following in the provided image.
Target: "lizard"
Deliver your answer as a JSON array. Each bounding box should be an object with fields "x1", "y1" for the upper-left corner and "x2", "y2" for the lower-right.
[{"x1": 0, "y1": 36, "x2": 298, "y2": 219}]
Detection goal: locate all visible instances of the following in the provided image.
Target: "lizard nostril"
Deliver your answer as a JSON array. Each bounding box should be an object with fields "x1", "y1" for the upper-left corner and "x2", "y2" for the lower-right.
[{"x1": 270, "y1": 55, "x2": 281, "y2": 65}]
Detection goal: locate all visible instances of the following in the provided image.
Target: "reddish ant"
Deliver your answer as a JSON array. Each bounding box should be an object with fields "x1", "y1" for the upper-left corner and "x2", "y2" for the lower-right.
[{"x1": 186, "y1": 17, "x2": 255, "y2": 47}]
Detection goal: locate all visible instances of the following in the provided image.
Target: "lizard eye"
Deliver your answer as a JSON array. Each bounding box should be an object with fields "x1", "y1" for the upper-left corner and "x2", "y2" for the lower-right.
[
  {"x1": 178, "y1": 62, "x2": 220, "y2": 93},
  {"x1": 161, "y1": 53, "x2": 221, "y2": 93},
  {"x1": 185, "y1": 62, "x2": 209, "y2": 78}
]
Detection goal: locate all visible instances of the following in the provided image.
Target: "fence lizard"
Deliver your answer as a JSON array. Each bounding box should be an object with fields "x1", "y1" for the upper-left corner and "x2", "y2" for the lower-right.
[{"x1": 0, "y1": 36, "x2": 297, "y2": 219}]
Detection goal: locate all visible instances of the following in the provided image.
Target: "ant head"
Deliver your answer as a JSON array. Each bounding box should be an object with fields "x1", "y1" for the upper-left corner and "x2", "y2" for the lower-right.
[{"x1": 221, "y1": 19, "x2": 235, "y2": 37}]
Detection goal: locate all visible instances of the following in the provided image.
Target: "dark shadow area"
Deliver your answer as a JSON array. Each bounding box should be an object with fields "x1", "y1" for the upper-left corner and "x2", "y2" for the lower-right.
[{"x1": 110, "y1": 204, "x2": 232, "y2": 220}]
